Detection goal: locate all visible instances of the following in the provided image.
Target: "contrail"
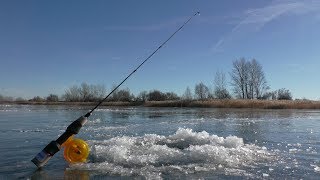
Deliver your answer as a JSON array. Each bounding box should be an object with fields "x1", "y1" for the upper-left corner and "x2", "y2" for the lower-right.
[{"x1": 212, "y1": 0, "x2": 320, "y2": 53}]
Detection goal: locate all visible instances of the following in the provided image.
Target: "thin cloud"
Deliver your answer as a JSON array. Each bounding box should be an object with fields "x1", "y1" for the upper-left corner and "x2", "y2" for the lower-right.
[
  {"x1": 212, "y1": 37, "x2": 225, "y2": 53},
  {"x1": 212, "y1": 0, "x2": 320, "y2": 53}
]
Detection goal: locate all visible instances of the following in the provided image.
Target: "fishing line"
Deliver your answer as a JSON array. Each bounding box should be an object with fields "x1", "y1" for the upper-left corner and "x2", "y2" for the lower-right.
[
  {"x1": 32, "y1": 11, "x2": 200, "y2": 168},
  {"x1": 85, "y1": 11, "x2": 200, "y2": 118}
]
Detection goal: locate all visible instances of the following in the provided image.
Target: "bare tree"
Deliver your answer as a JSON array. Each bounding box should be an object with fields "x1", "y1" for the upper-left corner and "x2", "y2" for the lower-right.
[
  {"x1": 230, "y1": 58, "x2": 248, "y2": 99},
  {"x1": 90, "y1": 84, "x2": 106, "y2": 101},
  {"x1": 136, "y1": 91, "x2": 148, "y2": 102},
  {"x1": 260, "y1": 92, "x2": 274, "y2": 100},
  {"x1": 182, "y1": 87, "x2": 193, "y2": 101},
  {"x1": 277, "y1": 88, "x2": 293, "y2": 100},
  {"x1": 194, "y1": 82, "x2": 209, "y2": 100},
  {"x1": 64, "y1": 85, "x2": 81, "y2": 102},
  {"x1": 110, "y1": 84, "x2": 120, "y2": 101},
  {"x1": 147, "y1": 90, "x2": 166, "y2": 101},
  {"x1": 116, "y1": 88, "x2": 134, "y2": 102},
  {"x1": 165, "y1": 92, "x2": 180, "y2": 101},
  {"x1": 30, "y1": 96, "x2": 45, "y2": 102},
  {"x1": 213, "y1": 70, "x2": 231, "y2": 99},
  {"x1": 46, "y1": 94, "x2": 59, "y2": 102},
  {"x1": 230, "y1": 58, "x2": 268, "y2": 99},
  {"x1": 248, "y1": 59, "x2": 269, "y2": 99},
  {"x1": 63, "y1": 83, "x2": 106, "y2": 102},
  {"x1": 80, "y1": 83, "x2": 93, "y2": 102}
]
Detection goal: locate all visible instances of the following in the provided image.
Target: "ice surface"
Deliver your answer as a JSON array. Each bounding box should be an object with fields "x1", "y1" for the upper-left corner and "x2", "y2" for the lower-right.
[{"x1": 68, "y1": 128, "x2": 274, "y2": 179}]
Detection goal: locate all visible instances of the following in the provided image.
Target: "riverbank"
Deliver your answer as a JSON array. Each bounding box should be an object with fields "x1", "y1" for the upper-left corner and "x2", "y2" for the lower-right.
[
  {"x1": 146, "y1": 99, "x2": 320, "y2": 109},
  {"x1": 2, "y1": 99, "x2": 320, "y2": 109}
]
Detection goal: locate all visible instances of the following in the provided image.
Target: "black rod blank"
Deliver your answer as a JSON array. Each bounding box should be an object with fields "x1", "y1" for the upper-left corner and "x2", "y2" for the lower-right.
[
  {"x1": 84, "y1": 12, "x2": 199, "y2": 118},
  {"x1": 32, "y1": 12, "x2": 199, "y2": 168}
]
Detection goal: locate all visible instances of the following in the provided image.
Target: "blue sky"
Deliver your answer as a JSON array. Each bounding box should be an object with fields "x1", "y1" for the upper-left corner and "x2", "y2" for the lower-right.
[{"x1": 1, "y1": 0, "x2": 320, "y2": 100}]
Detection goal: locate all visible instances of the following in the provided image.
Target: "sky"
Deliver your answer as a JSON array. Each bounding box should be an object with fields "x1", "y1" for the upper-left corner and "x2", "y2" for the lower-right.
[{"x1": 1, "y1": 0, "x2": 320, "y2": 100}]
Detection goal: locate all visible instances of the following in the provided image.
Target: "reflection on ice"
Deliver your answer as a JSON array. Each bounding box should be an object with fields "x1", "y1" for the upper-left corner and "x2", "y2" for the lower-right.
[{"x1": 69, "y1": 128, "x2": 274, "y2": 178}]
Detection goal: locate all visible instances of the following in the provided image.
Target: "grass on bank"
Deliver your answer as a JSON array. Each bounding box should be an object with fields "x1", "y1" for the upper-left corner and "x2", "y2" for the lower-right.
[
  {"x1": 4, "y1": 99, "x2": 320, "y2": 109},
  {"x1": 144, "y1": 99, "x2": 320, "y2": 109}
]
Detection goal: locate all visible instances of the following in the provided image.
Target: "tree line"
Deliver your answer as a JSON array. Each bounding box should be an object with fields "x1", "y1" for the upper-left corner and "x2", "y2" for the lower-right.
[{"x1": 1, "y1": 58, "x2": 294, "y2": 102}]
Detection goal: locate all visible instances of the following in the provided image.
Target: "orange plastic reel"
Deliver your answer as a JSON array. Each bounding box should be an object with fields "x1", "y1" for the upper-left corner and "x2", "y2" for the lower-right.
[{"x1": 62, "y1": 136, "x2": 89, "y2": 163}]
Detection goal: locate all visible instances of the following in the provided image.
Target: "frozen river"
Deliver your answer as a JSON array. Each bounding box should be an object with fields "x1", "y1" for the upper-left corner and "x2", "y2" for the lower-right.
[{"x1": 0, "y1": 105, "x2": 319, "y2": 179}]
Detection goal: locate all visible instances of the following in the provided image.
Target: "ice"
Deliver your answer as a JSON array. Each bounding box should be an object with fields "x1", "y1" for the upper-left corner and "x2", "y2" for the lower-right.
[
  {"x1": 87, "y1": 118, "x2": 101, "y2": 124},
  {"x1": 311, "y1": 164, "x2": 320, "y2": 172},
  {"x1": 69, "y1": 128, "x2": 274, "y2": 178},
  {"x1": 289, "y1": 148, "x2": 298, "y2": 153}
]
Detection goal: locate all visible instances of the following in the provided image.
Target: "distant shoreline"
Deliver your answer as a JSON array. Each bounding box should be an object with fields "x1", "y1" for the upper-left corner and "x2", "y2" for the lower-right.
[{"x1": 2, "y1": 99, "x2": 320, "y2": 109}]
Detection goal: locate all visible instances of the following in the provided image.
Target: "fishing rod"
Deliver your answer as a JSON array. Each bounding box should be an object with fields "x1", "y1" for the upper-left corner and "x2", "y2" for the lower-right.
[{"x1": 32, "y1": 11, "x2": 200, "y2": 168}]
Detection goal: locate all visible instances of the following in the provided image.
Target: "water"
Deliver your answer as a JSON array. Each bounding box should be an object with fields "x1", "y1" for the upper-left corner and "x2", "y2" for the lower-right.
[{"x1": 0, "y1": 104, "x2": 320, "y2": 179}]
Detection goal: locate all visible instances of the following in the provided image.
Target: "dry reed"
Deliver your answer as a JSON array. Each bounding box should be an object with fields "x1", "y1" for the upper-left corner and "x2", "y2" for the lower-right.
[{"x1": 3, "y1": 99, "x2": 320, "y2": 109}]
